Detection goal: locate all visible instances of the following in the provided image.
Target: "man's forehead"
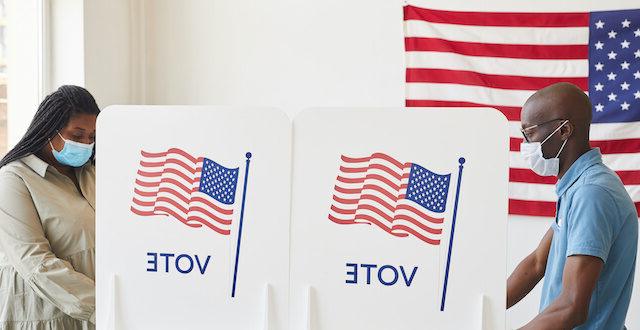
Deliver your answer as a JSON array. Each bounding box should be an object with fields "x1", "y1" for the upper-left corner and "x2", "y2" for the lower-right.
[{"x1": 521, "y1": 101, "x2": 552, "y2": 127}]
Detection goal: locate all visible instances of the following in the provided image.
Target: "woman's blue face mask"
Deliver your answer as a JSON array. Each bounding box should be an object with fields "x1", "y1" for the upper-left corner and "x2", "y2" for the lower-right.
[{"x1": 49, "y1": 132, "x2": 94, "y2": 167}]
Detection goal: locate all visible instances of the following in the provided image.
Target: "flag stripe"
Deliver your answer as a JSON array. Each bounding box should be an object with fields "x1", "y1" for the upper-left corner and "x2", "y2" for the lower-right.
[
  {"x1": 508, "y1": 121, "x2": 640, "y2": 141},
  {"x1": 342, "y1": 153, "x2": 408, "y2": 168},
  {"x1": 509, "y1": 199, "x2": 557, "y2": 217},
  {"x1": 405, "y1": 99, "x2": 521, "y2": 121},
  {"x1": 137, "y1": 168, "x2": 199, "y2": 183},
  {"x1": 140, "y1": 189, "x2": 235, "y2": 220},
  {"x1": 404, "y1": 6, "x2": 590, "y2": 28},
  {"x1": 393, "y1": 215, "x2": 443, "y2": 234},
  {"x1": 510, "y1": 137, "x2": 640, "y2": 154},
  {"x1": 393, "y1": 224, "x2": 440, "y2": 245},
  {"x1": 406, "y1": 68, "x2": 587, "y2": 91},
  {"x1": 510, "y1": 168, "x2": 640, "y2": 185},
  {"x1": 139, "y1": 159, "x2": 203, "y2": 174},
  {"x1": 188, "y1": 206, "x2": 233, "y2": 224},
  {"x1": 340, "y1": 163, "x2": 411, "y2": 180},
  {"x1": 509, "y1": 181, "x2": 640, "y2": 202},
  {"x1": 139, "y1": 177, "x2": 194, "y2": 195},
  {"x1": 509, "y1": 152, "x2": 640, "y2": 172},
  {"x1": 406, "y1": 51, "x2": 588, "y2": 77},
  {"x1": 153, "y1": 206, "x2": 230, "y2": 235},
  {"x1": 406, "y1": 102, "x2": 640, "y2": 137},
  {"x1": 337, "y1": 176, "x2": 366, "y2": 184},
  {"x1": 141, "y1": 148, "x2": 204, "y2": 163},
  {"x1": 330, "y1": 213, "x2": 405, "y2": 237},
  {"x1": 405, "y1": 37, "x2": 588, "y2": 59},
  {"x1": 509, "y1": 199, "x2": 640, "y2": 217},
  {"x1": 406, "y1": 83, "x2": 538, "y2": 107},
  {"x1": 405, "y1": 20, "x2": 589, "y2": 45},
  {"x1": 137, "y1": 195, "x2": 232, "y2": 226}
]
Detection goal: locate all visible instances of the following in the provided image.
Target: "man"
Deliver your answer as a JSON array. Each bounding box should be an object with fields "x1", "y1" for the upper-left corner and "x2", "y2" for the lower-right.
[{"x1": 507, "y1": 82, "x2": 638, "y2": 329}]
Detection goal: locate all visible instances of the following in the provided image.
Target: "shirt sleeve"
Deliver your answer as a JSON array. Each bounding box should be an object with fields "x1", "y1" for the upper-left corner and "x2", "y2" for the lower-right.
[
  {"x1": 565, "y1": 184, "x2": 619, "y2": 263},
  {"x1": 0, "y1": 172, "x2": 96, "y2": 323}
]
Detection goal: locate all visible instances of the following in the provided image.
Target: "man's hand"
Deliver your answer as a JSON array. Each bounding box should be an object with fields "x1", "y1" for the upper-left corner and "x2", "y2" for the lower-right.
[
  {"x1": 520, "y1": 255, "x2": 603, "y2": 329},
  {"x1": 507, "y1": 228, "x2": 554, "y2": 309}
]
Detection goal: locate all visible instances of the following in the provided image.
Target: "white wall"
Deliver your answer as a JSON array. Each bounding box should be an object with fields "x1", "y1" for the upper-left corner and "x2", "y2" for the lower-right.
[
  {"x1": 83, "y1": 0, "x2": 135, "y2": 108},
  {"x1": 49, "y1": 0, "x2": 134, "y2": 108},
  {"x1": 132, "y1": 1, "x2": 640, "y2": 328},
  {"x1": 141, "y1": 0, "x2": 405, "y2": 110}
]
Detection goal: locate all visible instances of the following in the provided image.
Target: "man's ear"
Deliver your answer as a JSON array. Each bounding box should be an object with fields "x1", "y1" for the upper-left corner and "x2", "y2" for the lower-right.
[{"x1": 560, "y1": 121, "x2": 573, "y2": 141}]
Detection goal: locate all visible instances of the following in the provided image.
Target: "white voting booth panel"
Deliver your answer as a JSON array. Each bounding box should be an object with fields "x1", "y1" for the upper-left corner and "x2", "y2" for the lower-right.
[
  {"x1": 96, "y1": 106, "x2": 509, "y2": 330},
  {"x1": 289, "y1": 108, "x2": 509, "y2": 330},
  {"x1": 96, "y1": 106, "x2": 291, "y2": 330}
]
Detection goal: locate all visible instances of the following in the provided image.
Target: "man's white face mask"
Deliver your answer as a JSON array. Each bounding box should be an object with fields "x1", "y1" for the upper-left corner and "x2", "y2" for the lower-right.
[{"x1": 520, "y1": 120, "x2": 569, "y2": 177}]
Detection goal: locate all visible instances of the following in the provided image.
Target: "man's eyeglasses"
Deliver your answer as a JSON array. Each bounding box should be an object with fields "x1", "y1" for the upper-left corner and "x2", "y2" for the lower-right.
[{"x1": 520, "y1": 118, "x2": 567, "y2": 143}]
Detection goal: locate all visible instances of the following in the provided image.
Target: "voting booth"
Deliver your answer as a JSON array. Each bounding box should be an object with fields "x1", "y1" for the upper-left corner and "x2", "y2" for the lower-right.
[
  {"x1": 290, "y1": 109, "x2": 508, "y2": 330},
  {"x1": 96, "y1": 106, "x2": 509, "y2": 330},
  {"x1": 96, "y1": 107, "x2": 292, "y2": 329}
]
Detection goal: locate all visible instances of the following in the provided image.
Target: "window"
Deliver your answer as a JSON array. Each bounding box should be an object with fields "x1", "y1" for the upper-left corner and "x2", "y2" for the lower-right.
[
  {"x1": 0, "y1": 0, "x2": 7, "y2": 156},
  {"x1": 2, "y1": 0, "x2": 47, "y2": 159}
]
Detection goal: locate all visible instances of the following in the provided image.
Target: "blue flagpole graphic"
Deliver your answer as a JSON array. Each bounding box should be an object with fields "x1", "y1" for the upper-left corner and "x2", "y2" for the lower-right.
[
  {"x1": 440, "y1": 157, "x2": 465, "y2": 311},
  {"x1": 231, "y1": 152, "x2": 252, "y2": 298}
]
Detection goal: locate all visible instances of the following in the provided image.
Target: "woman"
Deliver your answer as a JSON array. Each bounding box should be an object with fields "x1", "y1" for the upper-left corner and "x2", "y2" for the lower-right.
[{"x1": 0, "y1": 85, "x2": 98, "y2": 329}]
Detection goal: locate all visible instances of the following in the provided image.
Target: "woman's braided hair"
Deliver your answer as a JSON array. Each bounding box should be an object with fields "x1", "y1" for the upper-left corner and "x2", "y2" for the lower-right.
[{"x1": 0, "y1": 85, "x2": 100, "y2": 169}]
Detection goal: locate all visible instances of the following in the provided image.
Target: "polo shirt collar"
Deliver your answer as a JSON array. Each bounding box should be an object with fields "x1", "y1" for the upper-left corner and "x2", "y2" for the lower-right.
[
  {"x1": 556, "y1": 148, "x2": 603, "y2": 197},
  {"x1": 21, "y1": 154, "x2": 50, "y2": 177}
]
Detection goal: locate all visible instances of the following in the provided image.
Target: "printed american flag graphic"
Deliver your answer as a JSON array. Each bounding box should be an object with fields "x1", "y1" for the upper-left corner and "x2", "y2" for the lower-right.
[
  {"x1": 130, "y1": 148, "x2": 239, "y2": 235},
  {"x1": 328, "y1": 153, "x2": 452, "y2": 245},
  {"x1": 404, "y1": 6, "x2": 640, "y2": 217}
]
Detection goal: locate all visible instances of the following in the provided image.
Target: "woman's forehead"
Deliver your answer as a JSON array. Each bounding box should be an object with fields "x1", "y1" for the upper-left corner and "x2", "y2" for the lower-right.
[{"x1": 65, "y1": 114, "x2": 97, "y2": 130}]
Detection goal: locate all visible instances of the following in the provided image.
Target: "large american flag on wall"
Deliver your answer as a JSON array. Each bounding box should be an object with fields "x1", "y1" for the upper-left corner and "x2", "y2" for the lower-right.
[{"x1": 404, "y1": 5, "x2": 640, "y2": 217}]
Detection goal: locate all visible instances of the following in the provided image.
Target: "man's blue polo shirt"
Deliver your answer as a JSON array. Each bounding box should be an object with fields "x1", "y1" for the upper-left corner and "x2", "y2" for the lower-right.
[{"x1": 539, "y1": 148, "x2": 638, "y2": 329}]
